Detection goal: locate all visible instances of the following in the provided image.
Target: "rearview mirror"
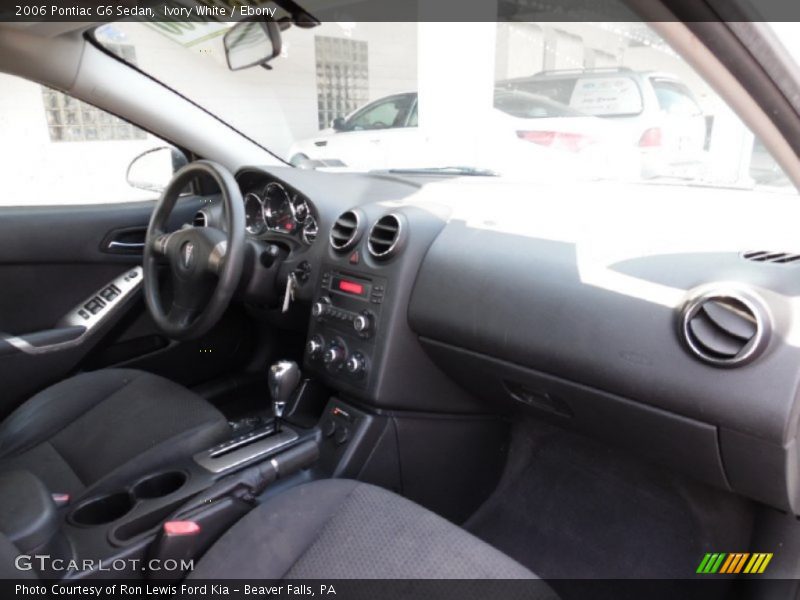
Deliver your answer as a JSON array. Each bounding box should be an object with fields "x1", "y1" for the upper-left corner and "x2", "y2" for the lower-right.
[
  {"x1": 224, "y1": 20, "x2": 282, "y2": 71},
  {"x1": 332, "y1": 117, "x2": 346, "y2": 131}
]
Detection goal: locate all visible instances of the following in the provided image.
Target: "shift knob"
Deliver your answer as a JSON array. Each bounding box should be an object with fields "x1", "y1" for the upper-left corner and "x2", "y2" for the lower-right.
[{"x1": 269, "y1": 361, "x2": 301, "y2": 426}]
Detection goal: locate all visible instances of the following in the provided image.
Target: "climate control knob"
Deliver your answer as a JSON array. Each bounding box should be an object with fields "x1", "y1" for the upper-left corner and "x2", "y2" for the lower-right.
[
  {"x1": 311, "y1": 297, "x2": 331, "y2": 319},
  {"x1": 346, "y1": 352, "x2": 366, "y2": 376},
  {"x1": 323, "y1": 343, "x2": 346, "y2": 369},
  {"x1": 353, "y1": 313, "x2": 372, "y2": 334},
  {"x1": 307, "y1": 336, "x2": 324, "y2": 359}
]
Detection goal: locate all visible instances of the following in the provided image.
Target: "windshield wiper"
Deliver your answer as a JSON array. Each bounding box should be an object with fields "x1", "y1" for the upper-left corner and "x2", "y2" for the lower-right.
[{"x1": 385, "y1": 166, "x2": 498, "y2": 177}]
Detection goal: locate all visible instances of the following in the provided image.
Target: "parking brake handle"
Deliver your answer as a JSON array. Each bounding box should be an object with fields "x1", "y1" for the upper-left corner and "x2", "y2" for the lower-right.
[{"x1": 186, "y1": 439, "x2": 318, "y2": 511}]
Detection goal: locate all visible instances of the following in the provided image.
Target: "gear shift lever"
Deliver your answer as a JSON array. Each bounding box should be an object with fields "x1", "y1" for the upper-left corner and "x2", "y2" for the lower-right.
[{"x1": 269, "y1": 361, "x2": 301, "y2": 432}]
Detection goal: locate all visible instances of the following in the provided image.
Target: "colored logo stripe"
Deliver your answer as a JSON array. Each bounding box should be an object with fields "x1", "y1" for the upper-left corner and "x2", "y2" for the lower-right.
[
  {"x1": 697, "y1": 553, "x2": 726, "y2": 573},
  {"x1": 719, "y1": 554, "x2": 736, "y2": 573},
  {"x1": 744, "y1": 553, "x2": 773, "y2": 574},
  {"x1": 724, "y1": 553, "x2": 749, "y2": 574},
  {"x1": 697, "y1": 553, "x2": 773, "y2": 574}
]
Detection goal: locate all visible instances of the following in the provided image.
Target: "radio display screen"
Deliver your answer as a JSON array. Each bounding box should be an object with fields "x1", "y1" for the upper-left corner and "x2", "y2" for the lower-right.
[{"x1": 332, "y1": 276, "x2": 370, "y2": 298}]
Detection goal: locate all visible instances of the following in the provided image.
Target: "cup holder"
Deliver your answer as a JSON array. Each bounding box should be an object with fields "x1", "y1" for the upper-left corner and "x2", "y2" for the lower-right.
[
  {"x1": 71, "y1": 492, "x2": 134, "y2": 526},
  {"x1": 132, "y1": 471, "x2": 187, "y2": 500},
  {"x1": 69, "y1": 471, "x2": 188, "y2": 528}
]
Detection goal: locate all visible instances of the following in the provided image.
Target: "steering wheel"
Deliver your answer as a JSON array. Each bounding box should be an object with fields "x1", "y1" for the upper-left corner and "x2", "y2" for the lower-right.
[{"x1": 143, "y1": 160, "x2": 245, "y2": 341}]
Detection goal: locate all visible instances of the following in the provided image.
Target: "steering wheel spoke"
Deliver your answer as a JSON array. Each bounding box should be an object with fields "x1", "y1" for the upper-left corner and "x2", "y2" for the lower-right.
[
  {"x1": 207, "y1": 239, "x2": 228, "y2": 276},
  {"x1": 187, "y1": 226, "x2": 227, "y2": 276},
  {"x1": 151, "y1": 231, "x2": 172, "y2": 256}
]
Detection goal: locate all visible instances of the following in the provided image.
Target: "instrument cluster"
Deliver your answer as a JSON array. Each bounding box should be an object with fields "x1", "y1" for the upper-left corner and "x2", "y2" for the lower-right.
[{"x1": 244, "y1": 181, "x2": 318, "y2": 245}]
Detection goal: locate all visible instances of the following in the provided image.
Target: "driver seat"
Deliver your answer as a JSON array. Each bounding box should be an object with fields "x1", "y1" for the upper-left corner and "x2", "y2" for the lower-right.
[{"x1": 0, "y1": 369, "x2": 229, "y2": 496}]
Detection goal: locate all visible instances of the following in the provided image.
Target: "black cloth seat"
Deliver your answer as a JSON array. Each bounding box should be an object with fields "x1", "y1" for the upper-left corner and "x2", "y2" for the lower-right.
[
  {"x1": 0, "y1": 368, "x2": 229, "y2": 496},
  {"x1": 190, "y1": 479, "x2": 552, "y2": 588}
]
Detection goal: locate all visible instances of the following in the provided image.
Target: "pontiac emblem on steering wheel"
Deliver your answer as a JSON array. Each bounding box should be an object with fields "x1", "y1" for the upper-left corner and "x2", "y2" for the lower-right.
[{"x1": 181, "y1": 241, "x2": 195, "y2": 269}]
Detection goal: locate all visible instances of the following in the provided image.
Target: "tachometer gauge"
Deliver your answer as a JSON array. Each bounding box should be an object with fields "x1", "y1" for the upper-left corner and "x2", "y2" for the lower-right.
[
  {"x1": 263, "y1": 182, "x2": 296, "y2": 233},
  {"x1": 244, "y1": 193, "x2": 266, "y2": 235}
]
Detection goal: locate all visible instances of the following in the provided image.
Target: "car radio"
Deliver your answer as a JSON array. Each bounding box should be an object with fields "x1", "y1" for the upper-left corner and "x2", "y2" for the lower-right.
[{"x1": 305, "y1": 267, "x2": 386, "y2": 386}]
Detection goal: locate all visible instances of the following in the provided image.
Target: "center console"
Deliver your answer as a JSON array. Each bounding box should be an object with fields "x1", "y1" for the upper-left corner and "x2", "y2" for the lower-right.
[{"x1": 54, "y1": 424, "x2": 319, "y2": 579}]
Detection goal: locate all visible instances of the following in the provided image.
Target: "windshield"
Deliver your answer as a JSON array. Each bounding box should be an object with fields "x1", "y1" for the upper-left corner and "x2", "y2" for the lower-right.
[{"x1": 95, "y1": 20, "x2": 794, "y2": 191}]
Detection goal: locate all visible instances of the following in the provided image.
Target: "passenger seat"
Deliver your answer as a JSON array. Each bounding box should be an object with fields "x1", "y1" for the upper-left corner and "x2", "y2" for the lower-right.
[{"x1": 190, "y1": 479, "x2": 554, "y2": 585}]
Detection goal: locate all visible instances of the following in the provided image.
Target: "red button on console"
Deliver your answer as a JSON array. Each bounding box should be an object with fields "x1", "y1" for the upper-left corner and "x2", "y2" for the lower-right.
[{"x1": 163, "y1": 520, "x2": 201, "y2": 537}]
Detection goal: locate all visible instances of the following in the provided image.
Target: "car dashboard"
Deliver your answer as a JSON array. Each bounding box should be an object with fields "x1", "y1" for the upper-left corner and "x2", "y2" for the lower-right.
[{"x1": 196, "y1": 165, "x2": 800, "y2": 519}]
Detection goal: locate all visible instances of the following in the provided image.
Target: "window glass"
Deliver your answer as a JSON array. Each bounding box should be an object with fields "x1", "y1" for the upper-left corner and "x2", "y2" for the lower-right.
[
  {"x1": 407, "y1": 103, "x2": 418, "y2": 127},
  {"x1": 567, "y1": 77, "x2": 644, "y2": 116},
  {"x1": 347, "y1": 96, "x2": 413, "y2": 130},
  {"x1": 0, "y1": 73, "x2": 175, "y2": 206},
  {"x1": 503, "y1": 76, "x2": 644, "y2": 117},
  {"x1": 652, "y1": 79, "x2": 702, "y2": 116},
  {"x1": 494, "y1": 90, "x2": 585, "y2": 118}
]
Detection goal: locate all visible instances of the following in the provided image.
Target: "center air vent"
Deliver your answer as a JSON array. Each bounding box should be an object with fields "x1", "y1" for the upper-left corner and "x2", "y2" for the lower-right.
[
  {"x1": 742, "y1": 250, "x2": 800, "y2": 264},
  {"x1": 368, "y1": 214, "x2": 403, "y2": 259},
  {"x1": 329, "y1": 210, "x2": 362, "y2": 251},
  {"x1": 193, "y1": 211, "x2": 207, "y2": 227},
  {"x1": 680, "y1": 291, "x2": 768, "y2": 367}
]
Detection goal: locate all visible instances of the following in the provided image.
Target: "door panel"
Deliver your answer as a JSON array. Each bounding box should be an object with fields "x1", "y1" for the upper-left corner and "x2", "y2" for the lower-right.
[
  {"x1": 0, "y1": 72, "x2": 252, "y2": 416},
  {"x1": 0, "y1": 195, "x2": 248, "y2": 417}
]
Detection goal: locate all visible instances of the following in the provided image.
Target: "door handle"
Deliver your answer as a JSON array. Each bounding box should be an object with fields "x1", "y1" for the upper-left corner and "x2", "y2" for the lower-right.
[
  {"x1": 108, "y1": 241, "x2": 145, "y2": 250},
  {"x1": 101, "y1": 227, "x2": 147, "y2": 255}
]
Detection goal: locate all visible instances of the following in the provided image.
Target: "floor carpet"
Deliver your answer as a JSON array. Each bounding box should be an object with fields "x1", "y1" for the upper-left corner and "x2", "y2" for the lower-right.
[{"x1": 465, "y1": 418, "x2": 754, "y2": 599}]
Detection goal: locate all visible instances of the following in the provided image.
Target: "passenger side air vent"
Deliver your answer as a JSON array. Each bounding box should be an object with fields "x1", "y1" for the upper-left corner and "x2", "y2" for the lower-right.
[
  {"x1": 742, "y1": 250, "x2": 800, "y2": 264},
  {"x1": 329, "y1": 210, "x2": 362, "y2": 251},
  {"x1": 368, "y1": 214, "x2": 404, "y2": 259},
  {"x1": 193, "y1": 211, "x2": 207, "y2": 227},
  {"x1": 680, "y1": 290, "x2": 769, "y2": 367}
]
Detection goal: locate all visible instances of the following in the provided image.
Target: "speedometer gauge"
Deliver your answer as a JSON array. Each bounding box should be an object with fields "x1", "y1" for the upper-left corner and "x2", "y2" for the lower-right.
[
  {"x1": 244, "y1": 193, "x2": 266, "y2": 235},
  {"x1": 263, "y1": 183, "x2": 296, "y2": 233}
]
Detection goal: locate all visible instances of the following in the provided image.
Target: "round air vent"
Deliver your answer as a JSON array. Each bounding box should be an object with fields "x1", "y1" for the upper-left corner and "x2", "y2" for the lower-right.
[
  {"x1": 193, "y1": 211, "x2": 207, "y2": 227},
  {"x1": 368, "y1": 214, "x2": 404, "y2": 259},
  {"x1": 329, "y1": 210, "x2": 362, "y2": 251},
  {"x1": 302, "y1": 216, "x2": 318, "y2": 245},
  {"x1": 680, "y1": 290, "x2": 769, "y2": 367}
]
